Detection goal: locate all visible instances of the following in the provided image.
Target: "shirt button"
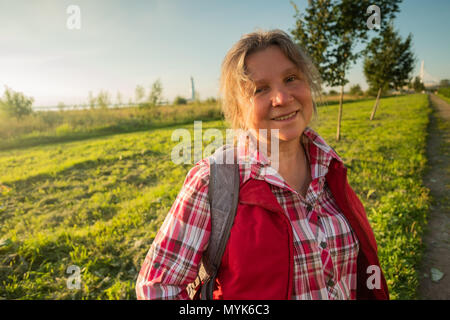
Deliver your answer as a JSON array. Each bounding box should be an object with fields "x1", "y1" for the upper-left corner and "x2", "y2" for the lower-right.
[
  {"x1": 153, "y1": 262, "x2": 160, "y2": 269},
  {"x1": 327, "y1": 279, "x2": 334, "y2": 287},
  {"x1": 306, "y1": 204, "x2": 312, "y2": 212},
  {"x1": 320, "y1": 241, "x2": 327, "y2": 249}
]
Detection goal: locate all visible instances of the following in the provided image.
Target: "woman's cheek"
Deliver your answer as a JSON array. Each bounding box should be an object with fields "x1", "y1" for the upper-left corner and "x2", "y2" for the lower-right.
[{"x1": 252, "y1": 101, "x2": 268, "y2": 124}]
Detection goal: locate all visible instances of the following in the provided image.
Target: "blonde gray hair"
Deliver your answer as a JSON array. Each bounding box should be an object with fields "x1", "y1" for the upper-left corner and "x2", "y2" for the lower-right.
[{"x1": 219, "y1": 29, "x2": 322, "y2": 130}]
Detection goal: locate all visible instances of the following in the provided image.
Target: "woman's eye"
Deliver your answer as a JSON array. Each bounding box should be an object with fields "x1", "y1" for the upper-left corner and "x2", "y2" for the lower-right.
[
  {"x1": 255, "y1": 87, "x2": 266, "y2": 94},
  {"x1": 286, "y1": 75, "x2": 298, "y2": 82}
]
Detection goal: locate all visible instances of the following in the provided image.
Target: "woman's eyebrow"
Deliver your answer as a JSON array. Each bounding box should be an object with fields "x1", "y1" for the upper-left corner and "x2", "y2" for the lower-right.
[{"x1": 253, "y1": 67, "x2": 300, "y2": 84}]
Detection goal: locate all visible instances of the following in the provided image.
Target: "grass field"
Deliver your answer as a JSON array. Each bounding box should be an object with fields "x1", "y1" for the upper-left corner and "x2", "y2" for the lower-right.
[
  {"x1": 0, "y1": 101, "x2": 223, "y2": 151},
  {"x1": 0, "y1": 93, "x2": 431, "y2": 299}
]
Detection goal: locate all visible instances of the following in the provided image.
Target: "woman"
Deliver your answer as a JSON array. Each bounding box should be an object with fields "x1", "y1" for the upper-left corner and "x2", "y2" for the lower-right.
[{"x1": 136, "y1": 29, "x2": 389, "y2": 300}]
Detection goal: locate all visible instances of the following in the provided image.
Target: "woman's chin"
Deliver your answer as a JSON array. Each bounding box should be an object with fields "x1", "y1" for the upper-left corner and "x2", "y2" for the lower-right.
[{"x1": 275, "y1": 126, "x2": 305, "y2": 143}]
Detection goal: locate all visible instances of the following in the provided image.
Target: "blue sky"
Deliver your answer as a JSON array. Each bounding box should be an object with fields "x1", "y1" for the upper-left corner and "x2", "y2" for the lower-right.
[{"x1": 0, "y1": 0, "x2": 449, "y2": 107}]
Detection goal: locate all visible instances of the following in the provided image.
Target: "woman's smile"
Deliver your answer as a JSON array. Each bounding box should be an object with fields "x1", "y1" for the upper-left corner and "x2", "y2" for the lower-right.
[{"x1": 271, "y1": 110, "x2": 299, "y2": 121}]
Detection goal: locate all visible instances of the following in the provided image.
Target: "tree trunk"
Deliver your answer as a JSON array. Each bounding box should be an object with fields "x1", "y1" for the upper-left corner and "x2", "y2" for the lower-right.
[
  {"x1": 336, "y1": 85, "x2": 344, "y2": 141},
  {"x1": 370, "y1": 87, "x2": 382, "y2": 120}
]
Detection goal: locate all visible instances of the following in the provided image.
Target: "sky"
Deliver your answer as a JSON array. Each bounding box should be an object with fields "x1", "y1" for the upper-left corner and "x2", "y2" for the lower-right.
[{"x1": 0, "y1": 0, "x2": 449, "y2": 107}]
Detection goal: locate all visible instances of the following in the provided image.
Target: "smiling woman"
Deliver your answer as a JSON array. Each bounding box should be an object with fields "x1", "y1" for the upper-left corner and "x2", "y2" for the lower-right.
[{"x1": 136, "y1": 29, "x2": 389, "y2": 300}]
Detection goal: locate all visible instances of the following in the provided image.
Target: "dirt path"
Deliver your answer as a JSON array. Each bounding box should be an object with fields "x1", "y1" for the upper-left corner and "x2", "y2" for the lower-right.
[{"x1": 418, "y1": 94, "x2": 450, "y2": 300}]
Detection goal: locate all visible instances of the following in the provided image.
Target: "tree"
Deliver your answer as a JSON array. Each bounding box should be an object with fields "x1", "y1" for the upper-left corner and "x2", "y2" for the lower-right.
[
  {"x1": 97, "y1": 90, "x2": 111, "y2": 109},
  {"x1": 57, "y1": 102, "x2": 66, "y2": 112},
  {"x1": 412, "y1": 76, "x2": 425, "y2": 93},
  {"x1": 291, "y1": 0, "x2": 402, "y2": 140},
  {"x1": 135, "y1": 85, "x2": 145, "y2": 104},
  {"x1": 363, "y1": 23, "x2": 415, "y2": 120},
  {"x1": 148, "y1": 79, "x2": 163, "y2": 107},
  {"x1": 88, "y1": 91, "x2": 96, "y2": 109},
  {"x1": 116, "y1": 91, "x2": 123, "y2": 107},
  {"x1": 328, "y1": 89, "x2": 338, "y2": 95},
  {"x1": 349, "y1": 84, "x2": 363, "y2": 96},
  {"x1": 0, "y1": 86, "x2": 34, "y2": 119},
  {"x1": 174, "y1": 96, "x2": 188, "y2": 105}
]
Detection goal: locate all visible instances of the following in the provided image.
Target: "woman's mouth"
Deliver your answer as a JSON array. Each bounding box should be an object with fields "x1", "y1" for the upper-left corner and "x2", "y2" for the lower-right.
[{"x1": 272, "y1": 110, "x2": 298, "y2": 121}]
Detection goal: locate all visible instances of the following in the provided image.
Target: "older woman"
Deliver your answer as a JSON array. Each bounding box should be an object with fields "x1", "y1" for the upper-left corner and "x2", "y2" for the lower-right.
[{"x1": 136, "y1": 29, "x2": 389, "y2": 300}]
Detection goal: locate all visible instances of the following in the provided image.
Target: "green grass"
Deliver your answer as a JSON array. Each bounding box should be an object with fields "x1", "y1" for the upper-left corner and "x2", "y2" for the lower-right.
[
  {"x1": 0, "y1": 102, "x2": 223, "y2": 151},
  {"x1": 437, "y1": 87, "x2": 450, "y2": 104},
  {"x1": 0, "y1": 94, "x2": 431, "y2": 299},
  {"x1": 437, "y1": 94, "x2": 450, "y2": 105},
  {"x1": 311, "y1": 94, "x2": 430, "y2": 299}
]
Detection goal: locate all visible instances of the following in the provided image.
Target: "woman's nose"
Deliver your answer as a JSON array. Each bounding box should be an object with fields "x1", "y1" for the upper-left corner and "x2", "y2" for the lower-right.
[{"x1": 272, "y1": 87, "x2": 293, "y2": 107}]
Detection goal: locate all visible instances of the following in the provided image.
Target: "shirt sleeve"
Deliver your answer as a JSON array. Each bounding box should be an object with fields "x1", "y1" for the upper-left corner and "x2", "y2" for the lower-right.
[{"x1": 135, "y1": 158, "x2": 211, "y2": 300}]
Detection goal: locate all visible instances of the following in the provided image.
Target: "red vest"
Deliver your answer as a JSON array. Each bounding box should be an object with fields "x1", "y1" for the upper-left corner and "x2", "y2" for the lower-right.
[{"x1": 212, "y1": 158, "x2": 389, "y2": 300}]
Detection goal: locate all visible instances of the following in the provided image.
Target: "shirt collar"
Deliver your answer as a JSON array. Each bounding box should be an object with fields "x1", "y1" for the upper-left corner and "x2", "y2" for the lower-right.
[
  {"x1": 302, "y1": 126, "x2": 343, "y2": 180},
  {"x1": 235, "y1": 126, "x2": 343, "y2": 181}
]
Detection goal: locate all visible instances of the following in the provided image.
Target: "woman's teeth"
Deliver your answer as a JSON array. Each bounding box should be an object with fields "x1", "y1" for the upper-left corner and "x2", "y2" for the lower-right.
[{"x1": 273, "y1": 111, "x2": 297, "y2": 121}]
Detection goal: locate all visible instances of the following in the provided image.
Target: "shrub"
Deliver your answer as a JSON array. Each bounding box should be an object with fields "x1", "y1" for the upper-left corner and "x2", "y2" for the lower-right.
[
  {"x1": 0, "y1": 87, "x2": 34, "y2": 119},
  {"x1": 174, "y1": 96, "x2": 188, "y2": 105},
  {"x1": 437, "y1": 87, "x2": 450, "y2": 98},
  {"x1": 349, "y1": 84, "x2": 363, "y2": 96},
  {"x1": 328, "y1": 89, "x2": 338, "y2": 95}
]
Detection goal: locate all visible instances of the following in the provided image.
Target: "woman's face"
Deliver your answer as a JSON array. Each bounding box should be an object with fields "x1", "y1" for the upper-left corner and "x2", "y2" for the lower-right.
[{"x1": 243, "y1": 45, "x2": 313, "y2": 143}]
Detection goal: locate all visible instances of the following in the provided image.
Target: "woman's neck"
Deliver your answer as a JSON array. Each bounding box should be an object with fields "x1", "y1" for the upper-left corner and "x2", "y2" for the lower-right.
[{"x1": 278, "y1": 137, "x2": 307, "y2": 173}]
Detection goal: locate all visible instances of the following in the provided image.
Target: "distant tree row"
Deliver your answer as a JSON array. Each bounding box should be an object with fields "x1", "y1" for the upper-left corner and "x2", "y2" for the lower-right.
[{"x1": 0, "y1": 81, "x2": 219, "y2": 119}]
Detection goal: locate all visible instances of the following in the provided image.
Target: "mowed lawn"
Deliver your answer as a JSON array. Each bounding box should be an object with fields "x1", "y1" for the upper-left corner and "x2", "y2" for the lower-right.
[{"x1": 0, "y1": 94, "x2": 430, "y2": 299}]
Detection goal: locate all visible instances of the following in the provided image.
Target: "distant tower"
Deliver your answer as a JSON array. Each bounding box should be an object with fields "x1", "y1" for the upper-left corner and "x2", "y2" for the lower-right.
[
  {"x1": 420, "y1": 60, "x2": 424, "y2": 83},
  {"x1": 190, "y1": 76, "x2": 195, "y2": 101}
]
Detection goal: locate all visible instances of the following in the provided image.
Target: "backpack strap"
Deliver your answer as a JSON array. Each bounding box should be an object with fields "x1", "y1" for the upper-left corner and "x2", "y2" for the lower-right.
[{"x1": 186, "y1": 144, "x2": 240, "y2": 300}]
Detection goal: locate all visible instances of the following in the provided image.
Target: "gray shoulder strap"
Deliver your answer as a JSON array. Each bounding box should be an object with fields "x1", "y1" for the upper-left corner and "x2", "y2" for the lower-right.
[{"x1": 187, "y1": 144, "x2": 240, "y2": 300}]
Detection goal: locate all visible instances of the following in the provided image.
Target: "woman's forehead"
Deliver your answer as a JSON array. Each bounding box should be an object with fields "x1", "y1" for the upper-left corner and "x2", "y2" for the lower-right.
[
  {"x1": 252, "y1": 66, "x2": 301, "y2": 85},
  {"x1": 245, "y1": 47, "x2": 300, "y2": 82}
]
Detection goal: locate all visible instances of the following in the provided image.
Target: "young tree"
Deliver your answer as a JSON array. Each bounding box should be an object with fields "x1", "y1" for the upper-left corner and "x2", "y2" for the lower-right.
[
  {"x1": 97, "y1": 90, "x2": 111, "y2": 109},
  {"x1": 412, "y1": 76, "x2": 425, "y2": 93},
  {"x1": 363, "y1": 23, "x2": 415, "y2": 120},
  {"x1": 88, "y1": 91, "x2": 96, "y2": 109},
  {"x1": 148, "y1": 79, "x2": 163, "y2": 107},
  {"x1": 291, "y1": 0, "x2": 402, "y2": 140},
  {"x1": 135, "y1": 85, "x2": 145, "y2": 104},
  {"x1": 116, "y1": 91, "x2": 123, "y2": 107},
  {"x1": 0, "y1": 86, "x2": 34, "y2": 119},
  {"x1": 349, "y1": 84, "x2": 363, "y2": 96}
]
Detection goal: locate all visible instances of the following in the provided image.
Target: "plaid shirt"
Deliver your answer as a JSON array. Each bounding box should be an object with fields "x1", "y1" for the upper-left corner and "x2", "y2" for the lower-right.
[{"x1": 136, "y1": 126, "x2": 359, "y2": 300}]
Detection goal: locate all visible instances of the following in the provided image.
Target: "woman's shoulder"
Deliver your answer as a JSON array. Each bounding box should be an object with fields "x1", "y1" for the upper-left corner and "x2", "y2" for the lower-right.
[
  {"x1": 183, "y1": 157, "x2": 211, "y2": 188},
  {"x1": 183, "y1": 144, "x2": 244, "y2": 190}
]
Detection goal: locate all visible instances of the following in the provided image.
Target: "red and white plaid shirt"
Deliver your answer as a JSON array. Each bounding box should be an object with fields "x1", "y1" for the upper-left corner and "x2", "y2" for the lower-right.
[{"x1": 136, "y1": 126, "x2": 359, "y2": 300}]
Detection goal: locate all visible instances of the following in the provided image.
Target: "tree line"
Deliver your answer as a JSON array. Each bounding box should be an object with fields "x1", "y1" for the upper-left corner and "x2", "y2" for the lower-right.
[{"x1": 0, "y1": 78, "x2": 214, "y2": 119}]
